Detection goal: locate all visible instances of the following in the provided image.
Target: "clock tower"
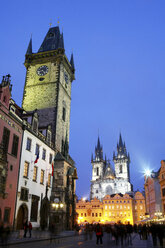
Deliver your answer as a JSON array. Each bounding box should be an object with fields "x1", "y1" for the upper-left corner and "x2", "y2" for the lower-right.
[{"x1": 22, "y1": 26, "x2": 75, "y2": 152}]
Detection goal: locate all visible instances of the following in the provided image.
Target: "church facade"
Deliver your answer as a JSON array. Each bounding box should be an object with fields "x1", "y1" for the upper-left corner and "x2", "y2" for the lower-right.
[{"x1": 90, "y1": 134, "x2": 133, "y2": 201}]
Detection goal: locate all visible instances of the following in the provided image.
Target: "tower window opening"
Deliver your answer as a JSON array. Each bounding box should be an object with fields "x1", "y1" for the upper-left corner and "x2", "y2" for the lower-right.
[
  {"x1": 96, "y1": 167, "x2": 99, "y2": 176},
  {"x1": 3, "y1": 96, "x2": 6, "y2": 103},
  {"x1": 119, "y1": 164, "x2": 122, "y2": 173},
  {"x1": 62, "y1": 107, "x2": 66, "y2": 121}
]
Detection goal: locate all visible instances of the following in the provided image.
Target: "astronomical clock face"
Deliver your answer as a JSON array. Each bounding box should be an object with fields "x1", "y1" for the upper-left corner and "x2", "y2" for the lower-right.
[{"x1": 36, "y1": 65, "x2": 49, "y2": 76}]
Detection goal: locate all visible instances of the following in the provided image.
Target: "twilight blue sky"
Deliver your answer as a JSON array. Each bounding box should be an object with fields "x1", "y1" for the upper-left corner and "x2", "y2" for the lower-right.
[{"x1": 1, "y1": 0, "x2": 165, "y2": 199}]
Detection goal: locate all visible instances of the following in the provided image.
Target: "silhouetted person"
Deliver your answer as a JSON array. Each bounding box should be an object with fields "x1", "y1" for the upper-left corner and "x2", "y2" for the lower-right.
[
  {"x1": 126, "y1": 222, "x2": 133, "y2": 245},
  {"x1": 95, "y1": 223, "x2": 103, "y2": 245},
  {"x1": 23, "y1": 220, "x2": 28, "y2": 238},
  {"x1": 157, "y1": 224, "x2": 164, "y2": 248},
  {"x1": 150, "y1": 224, "x2": 157, "y2": 246},
  {"x1": 28, "y1": 221, "x2": 32, "y2": 238}
]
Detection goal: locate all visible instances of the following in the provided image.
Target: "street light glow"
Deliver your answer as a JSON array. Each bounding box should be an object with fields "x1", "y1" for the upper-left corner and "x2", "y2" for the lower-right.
[{"x1": 144, "y1": 169, "x2": 151, "y2": 177}]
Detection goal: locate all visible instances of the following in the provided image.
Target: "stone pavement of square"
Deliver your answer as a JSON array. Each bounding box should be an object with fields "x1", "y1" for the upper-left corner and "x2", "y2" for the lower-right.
[
  {"x1": 3, "y1": 233, "x2": 164, "y2": 248},
  {"x1": 31, "y1": 233, "x2": 162, "y2": 248}
]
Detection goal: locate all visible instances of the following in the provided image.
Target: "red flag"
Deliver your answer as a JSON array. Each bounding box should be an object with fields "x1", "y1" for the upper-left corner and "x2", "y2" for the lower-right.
[
  {"x1": 52, "y1": 161, "x2": 54, "y2": 176},
  {"x1": 34, "y1": 153, "x2": 39, "y2": 164}
]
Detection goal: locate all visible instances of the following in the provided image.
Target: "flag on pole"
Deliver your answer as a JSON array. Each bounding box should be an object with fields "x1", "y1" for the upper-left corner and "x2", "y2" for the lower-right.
[
  {"x1": 34, "y1": 153, "x2": 39, "y2": 164},
  {"x1": 52, "y1": 160, "x2": 54, "y2": 176}
]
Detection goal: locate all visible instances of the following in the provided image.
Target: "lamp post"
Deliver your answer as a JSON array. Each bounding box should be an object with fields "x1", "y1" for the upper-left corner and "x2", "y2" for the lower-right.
[{"x1": 51, "y1": 201, "x2": 64, "y2": 232}]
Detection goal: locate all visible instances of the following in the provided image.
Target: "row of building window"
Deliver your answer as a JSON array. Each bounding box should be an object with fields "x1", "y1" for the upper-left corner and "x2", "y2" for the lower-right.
[
  {"x1": 26, "y1": 137, "x2": 53, "y2": 163},
  {"x1": 104, "y1": 200, "x2": 131, "y2": 203},
  {"x1": 23, "y1": 162, "x2": 51, "y2": 187},
  {"x1": 105, "y1": 205, "x2": 143, "y2": 210},
  {"x1": 105, "y1": 205, "x2": 131, "y2": 210},
  {"x1": 80, "y1": 213, "x2": 102, "y2": 217},
  {"x1": 105, "y1": 212, "x2": 131, "y2": 217}
]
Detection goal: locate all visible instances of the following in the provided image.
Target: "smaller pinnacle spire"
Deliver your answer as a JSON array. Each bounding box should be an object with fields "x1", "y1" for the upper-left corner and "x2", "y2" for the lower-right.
[
  {"x1": 91, "y1": 153, "x2": 93, "y2": 161},
  {"x1": 70, "y1": 53, "x2": 75, "y2": 71},
  {"x1": 26, "y1": 38, "x2": 32, "y2": 54}
]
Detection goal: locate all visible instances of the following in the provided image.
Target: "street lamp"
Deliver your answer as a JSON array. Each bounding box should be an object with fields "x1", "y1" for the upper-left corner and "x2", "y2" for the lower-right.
[{"x1": 51, "y1": 201, "x2": 64, "y2": 232}]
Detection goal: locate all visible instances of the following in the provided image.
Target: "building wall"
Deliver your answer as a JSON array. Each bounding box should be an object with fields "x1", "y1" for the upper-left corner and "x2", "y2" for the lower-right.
[
  {"x1": 159, "y1": 160, "x2": 165, "y2": 215},
  {"x1": 76, "y1": 192, "x2": 145, "y2": 225},
  {"x1": 0, "y1": 94, "x2": 23, "y2": 225},
  {"x1": 144, "y1": 174, "x2": 162, "y2": 218},
  {"x1": 15, "y1": 129, "x2": 54, "y2": 228}
]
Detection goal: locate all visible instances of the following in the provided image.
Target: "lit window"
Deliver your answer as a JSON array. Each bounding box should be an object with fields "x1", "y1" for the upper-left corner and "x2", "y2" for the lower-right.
[
  {"x1": 40, "y1": 170, "x2": 44, "y2": 184},
  {"x1": 140, "y1": 206, "x2": 143, "y2": 210},
  {"x1": 128, "y1": 206, "x2": 130, "y2": 209},
  {"x1": 48, "y1": 174, "x2": 51, "y2": 187},
  {"x1": 117, "y1": 205, "x2": 119, "y2": 209},
  {"x1": 112, "y1": 206, "x2": 114, "y2": 209},
  {"x1": 105, "y1": 205, "x2": 107, "y2": 209},
  {"x1": 109, "y1": 206, "x2": 111, "y2": 209},
  {"x1": 109, "y1": 212, "x2": 111, "y2": 216},
  {"x1": 120, "y1": 206, "x2": 122, "y2": 209},
  {"x1": 105, "y1": 212, "x2": 107, "y2": 216},
  {"x1": 33, "y1": 166, "x2": 38, "y2": 182},
  {"x1": 23, "y1": 161, "x2": 29, "y2": 178},
  {"x1": 135, "y1": 206, "x2": 137, "y2": 210}
]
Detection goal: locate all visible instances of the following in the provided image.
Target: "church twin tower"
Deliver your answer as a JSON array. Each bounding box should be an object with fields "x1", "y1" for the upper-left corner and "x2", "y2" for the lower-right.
[{"x1": 90, "y1": 134, "x2": 133, "y2": 200}]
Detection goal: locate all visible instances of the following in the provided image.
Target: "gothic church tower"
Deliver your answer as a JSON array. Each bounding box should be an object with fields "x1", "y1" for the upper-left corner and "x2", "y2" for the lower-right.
[
  {"x1": 113, "y1": 134, "x2": 130, "y2": 182},
  {"x1": 22, "y1": 26, "x2": 75, "y2": 153},
  {"x1": 91, "y1": 137, "x2": 106, "y2": 181}
]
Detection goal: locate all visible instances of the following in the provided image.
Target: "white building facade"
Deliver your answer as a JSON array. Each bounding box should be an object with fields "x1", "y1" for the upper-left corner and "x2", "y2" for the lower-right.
[
  {"x1": 90, "y1": 134, "x2": 133, "y2": 201},
  {"x1": 15, "y1": 114, "x2": 55, "y2": 229}
]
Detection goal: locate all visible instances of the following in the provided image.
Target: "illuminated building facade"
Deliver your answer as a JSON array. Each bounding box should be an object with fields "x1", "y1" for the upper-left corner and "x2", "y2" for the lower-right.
[
  {"x1": 158, "y1": 160, "x2": 165, "y2": 215},
  {"x1": 0, "y1": 75, "x2": 23, "y2": 226},
  {"x1": 76, "y1": 191, "x2": 145, "y2": 225},
  {"x1": 15, "y1": 111, "x2": 54, "y2": 229},
  {"x1": 91, "y1": 135, "x2": 133, "y2": 200},
  {"x1": 144, "y1": 170, "x2": 162, "y2": 218}
]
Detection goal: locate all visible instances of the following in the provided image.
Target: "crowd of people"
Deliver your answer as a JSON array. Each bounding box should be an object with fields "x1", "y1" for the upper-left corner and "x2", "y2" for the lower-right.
[{"x1": 75, "y1": 222, "x2": 165, "y2": 247}]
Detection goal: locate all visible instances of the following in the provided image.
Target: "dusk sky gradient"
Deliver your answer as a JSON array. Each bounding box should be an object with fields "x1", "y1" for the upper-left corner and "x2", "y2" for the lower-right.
[{"x1": 1, "y1": 0, "x2": 165, "y2": 199}]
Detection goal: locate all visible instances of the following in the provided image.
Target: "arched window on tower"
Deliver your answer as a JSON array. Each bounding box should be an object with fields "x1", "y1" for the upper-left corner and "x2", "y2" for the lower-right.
[
  {"x1": 119, "y1": 164, "x2": 122, "y2": 173},
  {"x1": 96, "y1": 167, "x2": 99, "y2": 176}
]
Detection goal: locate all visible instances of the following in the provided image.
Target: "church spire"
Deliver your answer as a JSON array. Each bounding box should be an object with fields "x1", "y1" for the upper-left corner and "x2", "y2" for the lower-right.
[
  {"x1": 26, "y1": 38, "x2": 32, "y2": 54},
  {"x1": 94, "y1": 136, "x2": 103, "y2": 161},
  {"x1": 119, "y1": 133, "x2": 123, "y2": 148}
]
